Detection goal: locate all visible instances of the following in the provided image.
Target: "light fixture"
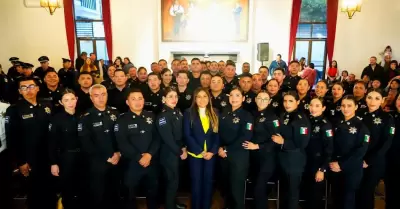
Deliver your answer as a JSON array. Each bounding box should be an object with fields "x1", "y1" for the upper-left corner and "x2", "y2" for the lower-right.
[
  {"x1": 341, "y1": 0, "x2": 362, "y2": 19},
  {"x1": 40, "y1": 0, "x2": 62, "y2": 15}
]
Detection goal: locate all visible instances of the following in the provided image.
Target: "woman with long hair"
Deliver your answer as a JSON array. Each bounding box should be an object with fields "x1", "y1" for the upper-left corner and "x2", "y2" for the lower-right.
[
  {"x1": 114, "y1": 57, "x2": 124, "y2": 70},
  {"x1": 160, "y1": 68, "x2": 176, "y2": 90},
  {"x1": 329, "y1": 95, "x2": 370, "y2": 209},
  {"x1": 218, "y1": 87, "x2": 253, "y2": 209},
  {"x1": 327, "y1": 60, "x2": 339, "y2": 81},
  {"x1": 325, "y1": 82, "x2": 345, "y2": 126},
  {"x1": 183, "y1": 87, "x2": 219, "y2": 209},
  {"x1": 266, "y1": 79, "x2": 283, "y2": 116},
  {"x1": 356, "y1": 89, "x2": 395, "y2": 209},
  {"x1": 242, "y1": 91, "x2": 280, "y2": 209},
  {"x1": 48, "y1": 89, "x2": 84, "y2": 209},
  {"x1": 80, "y1": 58, "x2": 101, "y2": 84},
  {"x1": 296, "y1": 79, "x2": 311, "y2": 115}
]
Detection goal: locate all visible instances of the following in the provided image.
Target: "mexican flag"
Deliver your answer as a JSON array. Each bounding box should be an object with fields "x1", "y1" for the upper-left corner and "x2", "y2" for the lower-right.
[
  {"x1": 246, "y1": 123, "x2": 253, "y2": 130},
  {"x1": 390, "y1": 127, "x2": 395, "y2": 135},
  {"x1": 273, "y1": 120, "x2": 280, "y2": 127},
  {"x1": 364, "y1": 135, "x2": 370, "y2": 143},
  {"x1": 326, "y1": 129, "x2": 333, "y2": 137},
  {"x1": 300, "y1": 127, "x2": 308, "y2": 135}
]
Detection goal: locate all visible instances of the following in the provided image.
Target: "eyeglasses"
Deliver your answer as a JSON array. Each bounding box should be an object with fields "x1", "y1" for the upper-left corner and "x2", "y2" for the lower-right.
[
  {"x1": 20, "y1": 84, "x2": 37, "y2": 91},
  {"x1": 255, "y1": 97, "x2": 270, "y2": 103}
]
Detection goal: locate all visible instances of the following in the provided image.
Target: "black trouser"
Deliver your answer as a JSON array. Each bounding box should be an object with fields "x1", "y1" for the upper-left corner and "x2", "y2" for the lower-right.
[
  {"x1": 385, "y1": 160, "x2": 400, "y2": 209},
  {"x1": 87, "y1": 158, "x2": 121, "y2": 209},
  {"x1": 0, "y1": 150, "x2": 12, "y2": 209},
  {"x1": 356, "y1": 161, "x2": 384, "y2": 209},
  {"x1": 219, "y1": 151, "x2": 249, "y2": 209},
  {"x1": 161, "y1": 160, "x2": 180, "y2": 209},
  {"x1": 123, "y1": 161, "x2": 158, "y2": 209},
  {"x1": 330, "y1": 168, "x2": 362, "y2": 209},
  {"x1": 301, "y1": 171, "x2": 325, "y2": 209},
  {"x1": 279, "y1": 172, "x2": 302, "y2": 209},
  {"x1": 253, "y1": 152, "x2": 277, "y2": 209}
]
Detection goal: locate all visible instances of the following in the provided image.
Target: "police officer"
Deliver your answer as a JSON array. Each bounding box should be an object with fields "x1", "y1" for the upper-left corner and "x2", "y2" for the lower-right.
[
  {"x1": 5, "y1": 77, "x2": 55, "y2": 209},
  {"x1": 145, "y1": 72, "x2": 164, "y2": 114},
  {"x1": 107, "y1": 69, "x2": 130, "y2": 113},
  {"x1": 356, "y1": 89, "x2": 395, "y2": 209},
  {"x1": 101, "y1": 65, "x2": 116, "y2": 90},
  {"x1": 78, "y1": 84, "x2": 121, "y2": 209},
  {"x1": 302, "y1": 97, "x2": 333, "y2": 209},
  {"x1": 75, "y1": 72, "x2": 94, "y2": 115},
  {"x1": 266, "y1": 79, "x2": 283, "y2": 117},
  {"x1": 222, "y1": 63, "x2": 239, "y2": 94},
  {"x1": 115, "y1": 88, "x2": 159, "y2": 209},
  {"x1": 281, "y1": 61, "x2": 301, "y2": 92},
  {"x1": 38, "y1": 70, "x2": 64, "y2": 114},
  {"x1": 48, "y1": 89, "x2": 84, "y2": 209},
  {"x1": 385, "y1": 94, "x2": 400, "y2": 209},
  {"x1": 0, "y1": 65, "x2": 10, "y2": 102},
  {"x1": 34, "y1": 56, "x2": 55, "y2": 82},
  {"x1": 273, "y1": 91, "x2": 310, "y2": 209},
  {"x1": 156, "y1": 87, "x2": 187, "y2": 209},
  {"x1": 58, "y1": 58, "x2": 78, "y2": 89},
  {"x1": 176, "y1": 70, "x2": 193, "y2": 113},
  {"x1": 218, "y1": 87, "x2": 253, "y2": 209},
  {"x1": 239, "y1": 73, "x2": 257, "y2": 113},
  {"x1": 353, "y1": 81, "x2": 368, "y2": 117},
  {"x1": 7, "y1": 57, "x2": 21, "y2": 80},
  {"x1": 21, "y1": 62, "x2": 43, "y2": 86},
  {"x1": 210, "y1": 74, "x2": 230, "y2": 112},
  {"x1": 329, "y1": 95, "x2": 370, "y2": 209},
  {"x1": 242, "y1": 91, "x2": 280, "y2": 209},
  {"x1": 296, "y1": 79, "x2": 311, "y2": 116},
  {"x1": 325, "y1": 82, "x2": 345, "y2": 127},
  {"x1": 0, "y1": 101, "x2": 11, "y2": 209}
]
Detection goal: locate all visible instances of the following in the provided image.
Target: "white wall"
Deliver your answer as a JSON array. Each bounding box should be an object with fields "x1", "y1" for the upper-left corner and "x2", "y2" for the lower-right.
[
  {"x1": 0, "y1": 0, "x2": 68, "y2": 71},
  {"x1": 334, "y1": 0, "x2": 400, "y2": 77}
]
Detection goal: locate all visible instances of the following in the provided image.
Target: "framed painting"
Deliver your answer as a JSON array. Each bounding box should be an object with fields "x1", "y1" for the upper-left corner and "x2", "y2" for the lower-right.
[{"x1": 161, "y1": 0, "x2": 249, "y2": 42}]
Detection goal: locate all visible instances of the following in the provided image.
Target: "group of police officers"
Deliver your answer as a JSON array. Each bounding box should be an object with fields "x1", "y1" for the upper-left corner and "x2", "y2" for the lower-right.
[{"x1": 0, "y1": 56, "x2": 399, "y2": 209}]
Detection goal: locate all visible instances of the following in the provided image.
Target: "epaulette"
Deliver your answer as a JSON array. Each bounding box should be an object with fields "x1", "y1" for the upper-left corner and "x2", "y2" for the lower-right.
[
  {"x1": 119, "y1": 113, "x2": 125, "y2": 116},
  {"x1": 162, "y1": 109, "x2": 166, "y2": 112},
  {"x1": 322, "y1": 119, "x2": 327, "y2": 123},
  {"x1": 110, "y1": 106, "x2": 117, "y2": 110},
  {"x1": 225, "y1": 94, "x2": 230, "y2": 97},
  {"x1": 357, "y1": 116, "x2": 363, "y2": 120},
  {"x1": 298, "y1": 114, "x2": 302, "y2": 119},
  {"x1": 83, "y1": 112, "x2": 90, "y2": 116}
]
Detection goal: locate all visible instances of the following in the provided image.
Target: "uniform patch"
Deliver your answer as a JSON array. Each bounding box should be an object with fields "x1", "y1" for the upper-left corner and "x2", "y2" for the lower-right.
[
  {"x1": 110, "y1": 114, "x2": 117, "y2": 121},
  {"x1": 364, "y1": 135, "x2": 370, "y2": 143},
  {"x1": 128, "y1": 124, "x2": 137, "y2": 129},
  {"x1": 146, "y1": 117, "x2": 153, "y2": 124},
  {"x1": 186, "y1": 95, "x2": 191, "y2": 100},
  {"x1": 5, "y1": 116, "x2": 9, "y2": 124},
  {"x1": 273, "y1": 120, "x2": 280, "y2": 127},
  {"x1": 93, "y1": 122, "x2": 102, "y2": 127},
  {"x1": 159, "y1": 117, "x2": 167, "y2": 126},
  {"x1": 259, "y1": 117, "x2": 266, "y2": 122},
  {"x1": 77, "y1": 123, "x2": 82, "y2": 131},
  {"x1": 246, "y1": 123, "x2": 253, "y2": 130},
  {"x1": 326, "y1": 129, "x2": 333, "y2": 137},
  {"x1": 221, "y1": 101, "x2": 227, "y2": 107},
  {"x1": 44, "y1": 107, "x2": 51, "y2": 114},
  {"x1": 22, "y1": 114, "x2": 33, "y2": 119},
  {"x1": 48, "y1": 123, "x2": 52, "y2": 131},
  {"x1": 114, "y1": 124, "x2": 119, "y2": 132},
  {"x1": 233, "y1": 117, "x2": 240, "y2": 124},
  {"x1": 349, "y1": 127, "x2": 357, "y2": 134},
  {"x1": 390, "y1": 127, "x2": 395, "y2": 135},
  {"x1": 300, "y1": 127, "x2": 308, "y2": 135}
]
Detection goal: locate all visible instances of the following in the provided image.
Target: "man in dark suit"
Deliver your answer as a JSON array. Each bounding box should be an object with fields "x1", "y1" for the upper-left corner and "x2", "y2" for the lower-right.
[{"x1": 361, "y1": 56, "x2": 386, "y2": 87}]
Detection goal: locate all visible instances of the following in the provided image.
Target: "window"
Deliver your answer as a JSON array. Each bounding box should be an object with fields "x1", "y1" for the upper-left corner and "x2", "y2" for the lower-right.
[
  {"x1": 294, "y1": 0, "x2": 327, "y2": 85},
  {"x1": 74, "y1": 0, "x2": 108, "y2": 61}
]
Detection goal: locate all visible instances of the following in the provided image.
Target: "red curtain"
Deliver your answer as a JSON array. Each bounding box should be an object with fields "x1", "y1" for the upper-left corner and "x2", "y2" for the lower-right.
[
  {"x1": 102, "y1": 0, "x2": 113, "y2": 62},
  {"x1": 288, "y1": 0, "x2": 302, "y2": 61},
  {"x1": 327, "y1": 0, "x2": 339, "y2": 63},
  {"x1": 63, "y1": 0, "x2": 75, "y2": 66}
]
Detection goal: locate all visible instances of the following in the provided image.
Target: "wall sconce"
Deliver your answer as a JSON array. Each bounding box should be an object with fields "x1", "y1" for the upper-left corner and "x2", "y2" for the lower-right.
[
  {"x1": 40, "y1": 0, "x2": 62, "y2": 15},
  {"x1": 341, "y1": 0, "x2": 362, "y2": 19}
]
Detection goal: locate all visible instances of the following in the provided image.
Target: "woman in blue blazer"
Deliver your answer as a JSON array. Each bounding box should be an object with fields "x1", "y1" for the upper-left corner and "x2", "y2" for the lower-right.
[{"x1": 183, "y1": 87, "x2": 219, "y2": 209}]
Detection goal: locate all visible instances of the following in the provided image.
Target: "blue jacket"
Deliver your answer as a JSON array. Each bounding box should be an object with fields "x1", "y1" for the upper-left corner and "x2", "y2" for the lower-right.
[{"x1": 183, "y1": 109, "x2": 219, "y2": 155}]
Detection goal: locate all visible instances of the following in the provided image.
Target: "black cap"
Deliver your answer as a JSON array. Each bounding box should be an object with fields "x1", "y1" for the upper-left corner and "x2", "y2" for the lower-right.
[
  {"x1": 22, "y1": 63, "x2": 34, "y2": 69},
  {"x1": 38, "y1": 56, "x2": 49, "y2": 63},
  {"x1": 9, "y1": 57, "x2": 19, "y2": 62},
  {"x1": 62, "y1": 58, "x2": 71, "y2": 63}
]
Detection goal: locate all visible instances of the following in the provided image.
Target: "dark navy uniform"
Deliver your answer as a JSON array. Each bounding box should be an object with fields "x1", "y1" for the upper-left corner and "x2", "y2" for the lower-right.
[
  {"x1": 242, "y1": 91, "x2": 257, "y2": 113},
  {"x1": 251, "y1": 108, "x2": 280, "y2": 209},
  {"x1": 355, "y1": 97, "x2": 368, "y2": 117},
  {"x1": 144, "y1": 89, "x2": 163, "y2": 114},
  {"x1": 75, "y1": 88, "x2": 92, "y2": 115},
  {"x1": 48, "y1": 110, "x2": 84, "y2": 209},
  {"x1": 279, "y1": 110, "x2": 310, "y2": 209},
  {"x1": 210, "y1": 91, "x2": 230, "y2": 112},
  {"x1": 298, "y1": 95, "x2": 311, "y2": 116},
  {"x1": 5, "y1": 99, "x2": 55, "y2": 209},
  {"x1": 38, "y1": 86, "x2": 64, "y2": 114},
  {"x1": 115, "y1": 111, "x2": 159, "y2": 209},
  {"x1": 107, "y1": 86, "x2": 130, "y2": 113},
  {"x1": 385, "y1": 111, "x2": 400, "y2": 209},
  {"x1": 188, "y1": 73, "x2": 201, "y2": 90},
  {"x1": 356, "y1": 109, "x2": 394, "y2": 209},
  {"x1": 78, "y1": 106, "x2": 121, "y2": 209},
  {"x1": 156, "y1": 105, "x2": 184, "y2": 209},
  {"x1": 223, "y1": 77, "x2": 239, "y2": 94},
  {"x1": 302, "y1": 115, "x2": 333, "y2": 209},
  {"x1": 0, "y1": 73, "x2": 10, "y2": 102},
  {"x1": 281, "y1": 75, "x2": 301, "y2": 92},
  {"x1": 325, "y1": 97, "x2": 343, "y2": 127},
  {"x1": 177, "y1": 87, "x2": 193, "y2": 113},
  {"x1": 33, "y1": 66, "x2": 56, "y2": 82},
  {"x1": 101, "y1": 79, "x2": 115, "y2": 90},
  {"x1": 330, "y1": 116, "x2": 370, "y2": 209},
  {"x1": 0, "y1": 102, "x2": 12, "y2": 209},
  {"x1": 127, "y1": 78, "x2": 139, "y2": 88},
  {"x1": 58, "y1": 68, "x2": 78, "y2": 89},
  {"x1": 268, "y1": 93, "x2": 283, "y2": 117},
  {"x1": 161, "y1": 83, "x2": 177, "y2": 92},
  {"x1": 219, "y1": 107, "x2": 253, "y2": 209}
]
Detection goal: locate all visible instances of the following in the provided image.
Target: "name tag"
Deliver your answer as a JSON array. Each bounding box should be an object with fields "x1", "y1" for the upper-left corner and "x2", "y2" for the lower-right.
[
  {"x1": 145, "y1": 102, "x2": 152, "y2": 106},
  {"x1": 128, "y1": 124, "x2": 137, "y2": 129},
  {"x1": 93, "y1": 122, "x2": 103, "y2": 127},
  {"x1": 22, "y1": 114, "x2": 34, "y2": 119}
]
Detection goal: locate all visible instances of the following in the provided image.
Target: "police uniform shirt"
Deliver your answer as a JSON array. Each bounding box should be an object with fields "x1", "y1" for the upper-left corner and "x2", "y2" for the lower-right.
[
  {"x1": 78, "y1": 106, "x2": 119, "y2": 160},
  {"x1": 161, "y1": 83, "x2": 177, "y2": 92},
  {"x1": 356, "y1": 97, "x2": 368, "y2": 117},
  {"x1": 223, "y1": 76, "x2": 239, "y2": 94},
  {"x1": 219, "y1": 107, "x2": 253, "y2": 152},
  {"x1": 0, "y1": 73, "x2": 10, "y2": 102},
  {"x1": 268, "y1": 94, "x2": 283, "y2": 117},
  {"x1": 387, "y1": 111, "x2": 400, "y2": 163},
  {"x1": 33, "y1": 66, "x2": 56, "y2": 81},
  {"x1": 107, "y1": 86, "x2": 130, "y2": 113},
  {"x1": 114, "y1": 111, "x2": 160, "y2": 161},
  {"x1": 156, "y1": 105, "x2": 184, "y2": 156},
  {"x1": 362, "y1": 109, "x2": 395, "y2": 166},
  {"x1": 188, "y1": 73, "x2": 201, "y2": 90},
  {"x1": 210, "y1": 92, "x2": 230, "y2": 112},
  {"x1": 58, "y1": 68, "x2": 78, "y2": 89},
  {"x1": 144, "y1": 89, "x2": 164, "y2": 114},
  {"x1": 127, "y1": 78, "x2": 138, "y2": 88},
  {"x1": 75, "y1": 88, "x2": 92, "y2": 115},
  {"x1": 280, "y1": 110, "x2": 311, "y2": 153},
  {"x1": 5, "y1": 99, "x2": 52, "y2": 166},
  {"x1": 282, "y1": 75, "x2": 301, "y2": 92},
  {"x1": 252, "y1": 108, "x2": 280, "y2": 153},
  {"x1": 298, "y1": 95, "x2": 311, "y2": 116},
  {"x1": 7, "y1": 66, "x2": 19, "y2": 81},
  {"x1": 48, "y1": 110, "x2": 80, "y2": 165},
  {"x1": 325, "y1": 97, "x2": 343, "y2": 127},
  {"x1": 306, "y1": 115, "x2": 333, "y2": 172},
  {"x1": 332, "y1": 116, "x2": 370, "y2": 171},
  {"x1": 0, "y1": 102, "x2": 10, "y2": 153},
  {"x1": 101, "y1": 79, "x2": 115, "y2": 90},
  {"x1": 38, "y1": 86, "x2": 64, "y2": 114},
  {"x1": 242, "y1": 91, "x2": 257, "y2": 113},
  {"x1": 177, "y1": 87, "x2": 193, "y2": 113}
]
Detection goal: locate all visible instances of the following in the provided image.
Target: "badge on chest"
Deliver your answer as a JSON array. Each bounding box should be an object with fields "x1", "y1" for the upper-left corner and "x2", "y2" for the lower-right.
[{"x1": 93, "y1": 122, "x2": 103, "y2": 127}]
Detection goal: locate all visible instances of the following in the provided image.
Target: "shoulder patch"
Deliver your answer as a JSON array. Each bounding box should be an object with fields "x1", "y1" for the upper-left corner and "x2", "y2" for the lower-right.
[
  {"x1": 357, "y1": 116, "x2": 363, "y2": 120},
  {"x1": 159, "y1": 117, "x2": 167, "y2": 126},
  {"x1": 114, "y1": 124, "x2": 119, "y2": 132},
  {"x1": 77, "y1": 123, "x2": 83, "y2": 131}
]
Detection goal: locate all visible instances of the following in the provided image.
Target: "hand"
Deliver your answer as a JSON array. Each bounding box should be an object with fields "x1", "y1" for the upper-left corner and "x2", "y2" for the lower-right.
[
  {"x1": 107, "y1": 152, "x2": 121, "y2": 165},
  {"x1": 242, "y1": 141, "x2": 259, "y2": 150},
  {"x1": 51, "y1": 165, "x2": 60, "y2": 177},
  {"x1": 139, "y1": 153, "x2": 152, "y2": 168},
  {"x1": 218, "y1": 147, "x2": 227, "y2": 158},
  {"x1": 315, "y1": 171, "x2": 324, "y2": 182},
  {"x1": 203, "y1": 152, "x2": 214, "y2": 160},
  {"x1": 19, "y1": 163, "x2": 30, "y2": 177},
  {"x1": 180, "y1": 148, "x2": 187, "y2": 160},
  {"x1": 329, "y1": 162, "x2": 341, "y2": 172},
  {"x1": 363, "y1": 161, "x2": 369, "y2": 168},
  {"x1": 271, "y1": 134, "x2": 284, "y2": 145}
]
